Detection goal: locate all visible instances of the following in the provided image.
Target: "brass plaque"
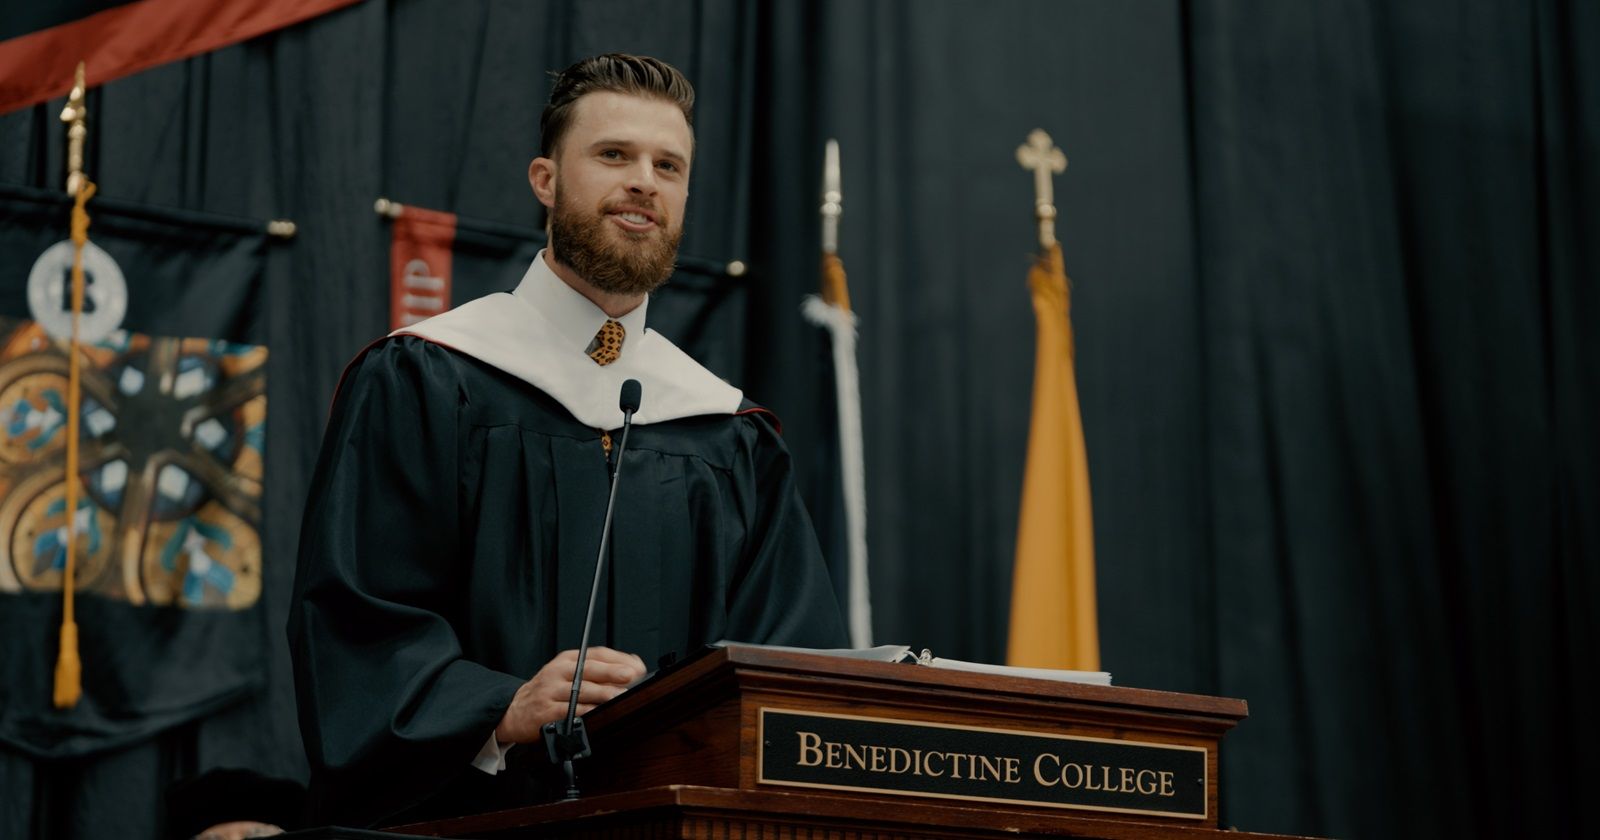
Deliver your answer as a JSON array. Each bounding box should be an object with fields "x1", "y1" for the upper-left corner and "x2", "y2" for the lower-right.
[{"x1": 757, "y1": 707, "x2": 1207, "y2": 820}]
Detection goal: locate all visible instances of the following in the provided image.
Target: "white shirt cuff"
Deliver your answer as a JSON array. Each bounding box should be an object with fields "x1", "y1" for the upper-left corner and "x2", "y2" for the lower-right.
[{"x1": 471, "y1": 731, "x2": 513, "y2": 774}]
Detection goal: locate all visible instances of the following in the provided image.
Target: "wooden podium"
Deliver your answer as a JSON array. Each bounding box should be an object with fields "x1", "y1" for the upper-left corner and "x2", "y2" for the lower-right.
[{"x1": 391, "y1": 646, "x2": 1311, "y2": 840}]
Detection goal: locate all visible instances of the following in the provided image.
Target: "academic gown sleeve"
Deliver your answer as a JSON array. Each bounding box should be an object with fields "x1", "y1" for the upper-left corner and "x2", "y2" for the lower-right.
[
  {"x1": 287, "y1": 339, "x2": 524, "y2": 828},
  {"x1": 722, "y1": 408, "x2": 851, "y2": 649}
]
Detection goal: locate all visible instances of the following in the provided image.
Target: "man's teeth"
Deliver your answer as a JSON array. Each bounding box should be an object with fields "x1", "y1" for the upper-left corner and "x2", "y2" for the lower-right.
[{"x1": 617, "y1": 212, "x2": 650, "y2": 225}]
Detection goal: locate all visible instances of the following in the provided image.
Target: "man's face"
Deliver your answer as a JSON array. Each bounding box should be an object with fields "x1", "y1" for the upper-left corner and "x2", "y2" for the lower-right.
[{"x1": 534, "y1": 91, "x2": 692, "y2": 296}]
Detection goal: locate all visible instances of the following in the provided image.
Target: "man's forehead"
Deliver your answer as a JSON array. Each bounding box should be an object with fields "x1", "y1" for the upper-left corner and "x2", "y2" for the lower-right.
[{"x1": 567, "y1": 91, "x2": 693, "y2": 156}]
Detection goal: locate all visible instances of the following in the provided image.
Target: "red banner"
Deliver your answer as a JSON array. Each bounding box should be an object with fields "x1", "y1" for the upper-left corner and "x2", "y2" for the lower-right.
[
  {"x1": 389, "y1": 205, "x2": 457, "y2": 331},
  {"x1": 0, "y1": 0, "x2": 366, "y2": 115}
]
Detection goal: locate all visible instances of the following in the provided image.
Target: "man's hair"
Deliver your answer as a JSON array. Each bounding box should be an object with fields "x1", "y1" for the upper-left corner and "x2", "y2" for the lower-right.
[{"x1": 539, "y1": 53, "x2": 696, "y2": 158}]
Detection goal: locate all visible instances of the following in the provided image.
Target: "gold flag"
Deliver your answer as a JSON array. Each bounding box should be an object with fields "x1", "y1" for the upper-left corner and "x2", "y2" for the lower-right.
[{"x1": 1007, "y1": 243, "x2": 1099, "y2": 670}]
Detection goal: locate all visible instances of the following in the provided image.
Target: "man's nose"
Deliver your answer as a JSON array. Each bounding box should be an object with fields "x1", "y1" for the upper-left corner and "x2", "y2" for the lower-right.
[{"x1": 624, "y1": 159, "x2": 659, "y2": 195}]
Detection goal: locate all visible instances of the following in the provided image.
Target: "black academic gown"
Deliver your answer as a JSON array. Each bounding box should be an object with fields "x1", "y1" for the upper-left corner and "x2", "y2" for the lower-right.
[{"x1": 288, "y1": 337, "x2": 847, "y2": 827}]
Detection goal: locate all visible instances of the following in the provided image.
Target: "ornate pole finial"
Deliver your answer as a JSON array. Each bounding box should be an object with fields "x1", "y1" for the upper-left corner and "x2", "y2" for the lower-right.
[
  {"x1": 821, "y1": 139, "x2": 843, "y2": 255},
  {"x1": 1015, "y1": 128, "x2": 1067, "y2": 249},
  {"x1": 60, "y1": 62, "x2": 89, "y2": 197}
]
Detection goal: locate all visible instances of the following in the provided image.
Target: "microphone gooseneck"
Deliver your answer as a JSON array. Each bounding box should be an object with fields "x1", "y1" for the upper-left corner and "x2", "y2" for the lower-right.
[{"x1": 545, "y1": 378, "x2": 643, "y2": 800}]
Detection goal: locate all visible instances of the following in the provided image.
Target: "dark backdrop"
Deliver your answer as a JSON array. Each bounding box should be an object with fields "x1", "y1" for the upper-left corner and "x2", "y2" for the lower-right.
[{"x1": 0, "y1": 1, "x2": 1593, "y2": 838}]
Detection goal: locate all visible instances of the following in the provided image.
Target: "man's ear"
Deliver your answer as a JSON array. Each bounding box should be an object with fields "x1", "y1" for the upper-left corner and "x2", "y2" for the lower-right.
[{"x1": 529, "y1": 157, "x2": 556, "y2": 208}]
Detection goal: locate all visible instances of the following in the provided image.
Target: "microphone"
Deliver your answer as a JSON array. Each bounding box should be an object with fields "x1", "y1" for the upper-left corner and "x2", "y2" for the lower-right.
[
  {"x1": 544, "y1": 378, "x2": 642, "y2": 799},
  {"x1": 619, "y1": 378, "x2": 641, "y2": 414}
]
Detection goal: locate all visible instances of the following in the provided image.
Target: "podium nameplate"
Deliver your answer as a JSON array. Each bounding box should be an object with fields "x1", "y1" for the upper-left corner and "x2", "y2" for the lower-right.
[{"x1": 757, "y1": 707, "x2": 1208, "y2": 820}]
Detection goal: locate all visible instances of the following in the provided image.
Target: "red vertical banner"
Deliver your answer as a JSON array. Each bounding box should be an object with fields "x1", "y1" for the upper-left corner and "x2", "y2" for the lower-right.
[{"x1": 388, "y1": 206, "x2": 456, "y2": 331}]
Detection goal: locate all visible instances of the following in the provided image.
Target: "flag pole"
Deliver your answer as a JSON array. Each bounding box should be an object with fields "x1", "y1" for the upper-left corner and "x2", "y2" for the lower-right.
[
  {"x1": 1008, "y1": 128, "x2": 1099, "y2": 671},
  {"x1": 54, "y1": 61, "x2": 95, "y2": 709},
  {"x1": 802, "y1": 139, "x2": 872, "y2": 647}
]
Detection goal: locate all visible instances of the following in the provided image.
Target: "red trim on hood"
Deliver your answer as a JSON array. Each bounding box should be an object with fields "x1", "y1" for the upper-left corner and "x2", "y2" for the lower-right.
[{"x1": 735, "y1": 405, "x2": 782, "y2": 436}]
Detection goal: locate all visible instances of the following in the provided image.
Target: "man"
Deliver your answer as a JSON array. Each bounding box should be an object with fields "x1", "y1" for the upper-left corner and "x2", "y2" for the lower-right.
[{"x1": 287, "y1": 54, "x2": 847, "y2": 828}]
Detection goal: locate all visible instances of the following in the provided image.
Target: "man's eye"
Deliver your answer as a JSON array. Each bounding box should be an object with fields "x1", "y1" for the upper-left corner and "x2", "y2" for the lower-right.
[
  {"x1": 600, "y1": 149, "x2": 623, "y2": 160},
  {"x1": 657, "y1": 161, "x2": 678, "y2": 172}
]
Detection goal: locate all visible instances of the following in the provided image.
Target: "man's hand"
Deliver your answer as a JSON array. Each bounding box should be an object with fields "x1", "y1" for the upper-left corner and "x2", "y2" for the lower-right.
[
  {"x1": 196, "y1": 822, "x2": 284, "y2": 840},
  {"x1": 494, "y1": 647, "x2": 647, "y2": 744}
]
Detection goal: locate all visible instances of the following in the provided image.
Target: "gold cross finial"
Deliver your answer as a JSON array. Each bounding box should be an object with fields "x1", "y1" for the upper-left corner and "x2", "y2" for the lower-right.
[
  {"x1": 60, "y1": 62, "x2": 88, "y2": 197},
  {"x1": 1016, "y1": 128, "x2": 1067, "y2": 248}
]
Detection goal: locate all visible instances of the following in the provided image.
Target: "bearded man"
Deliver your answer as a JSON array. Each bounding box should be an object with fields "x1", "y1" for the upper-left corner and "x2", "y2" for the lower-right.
[{"x1": 287, "y1": 54, "x2": 847, "y2": 829}]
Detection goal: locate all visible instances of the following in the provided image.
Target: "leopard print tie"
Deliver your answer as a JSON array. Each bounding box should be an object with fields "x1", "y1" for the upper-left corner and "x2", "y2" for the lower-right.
[{"x1": 587, "y1": 319, "x2": 625, "y2": 366}]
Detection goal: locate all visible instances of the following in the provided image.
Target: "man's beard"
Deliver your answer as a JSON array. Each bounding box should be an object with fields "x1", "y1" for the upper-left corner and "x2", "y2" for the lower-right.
[{"x1": 550, "y1": 189, "x2": 683, "y2": 296}]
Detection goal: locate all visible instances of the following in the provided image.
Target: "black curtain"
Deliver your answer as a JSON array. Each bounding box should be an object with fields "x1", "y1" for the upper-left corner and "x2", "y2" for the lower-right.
[
  {"x1": 0, "y1": 1, "x2": 1594, "y2": 838},
  {"x1": 1181, "y1": 2, "x2": 1599, "y2": 836}
]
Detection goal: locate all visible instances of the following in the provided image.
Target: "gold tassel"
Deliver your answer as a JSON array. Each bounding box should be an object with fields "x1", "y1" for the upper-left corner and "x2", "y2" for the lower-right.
[
  {"x1": 53, "y1": 621, "x2": 80, "y2": 708},
  {"x1": 53, "y1": 179, "x2": 96, "y2": 709}
]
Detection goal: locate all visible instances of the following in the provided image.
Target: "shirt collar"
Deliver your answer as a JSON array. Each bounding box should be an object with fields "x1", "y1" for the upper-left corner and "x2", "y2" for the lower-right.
[{"x1": 512, "y1": 249, "x2": 650, "y2": 359}]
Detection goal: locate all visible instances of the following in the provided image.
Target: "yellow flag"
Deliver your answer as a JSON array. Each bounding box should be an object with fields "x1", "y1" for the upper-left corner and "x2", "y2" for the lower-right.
[{"x1": 1007, "y1": 243, "x2": 1099, "y2": 670}]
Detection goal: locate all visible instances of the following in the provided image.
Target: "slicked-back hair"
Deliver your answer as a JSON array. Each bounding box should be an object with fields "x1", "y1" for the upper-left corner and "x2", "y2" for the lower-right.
[{"x1": 539, "y1": 53, "x2": 696, "y2": 159}]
